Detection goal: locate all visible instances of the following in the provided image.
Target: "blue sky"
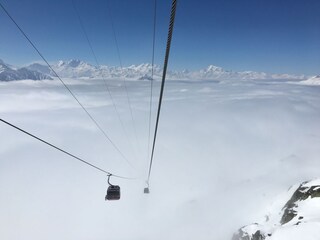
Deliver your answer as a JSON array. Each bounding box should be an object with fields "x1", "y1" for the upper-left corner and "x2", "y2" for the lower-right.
[{"x1": 0, "y1": 0, "x2": 319, "y2": 75}]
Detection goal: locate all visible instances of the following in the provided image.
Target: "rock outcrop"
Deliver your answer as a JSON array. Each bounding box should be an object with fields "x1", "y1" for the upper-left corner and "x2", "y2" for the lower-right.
[{"x1": 233, "y1": 179, "x2": 320, "y2": 240}]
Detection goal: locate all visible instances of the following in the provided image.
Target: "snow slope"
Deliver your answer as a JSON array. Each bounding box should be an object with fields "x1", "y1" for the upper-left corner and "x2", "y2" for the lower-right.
[
  {"x1": 0, "y1": 78, "x2": 319, "y2": 240},
  {"x1": 233, "y1": 179, "x2": 320, "y2": 240}
]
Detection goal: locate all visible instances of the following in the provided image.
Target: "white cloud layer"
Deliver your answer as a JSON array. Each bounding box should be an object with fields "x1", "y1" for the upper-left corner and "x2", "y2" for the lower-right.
[{"x1": 0, "y1": 78, "x2": 320, "y2": 239}]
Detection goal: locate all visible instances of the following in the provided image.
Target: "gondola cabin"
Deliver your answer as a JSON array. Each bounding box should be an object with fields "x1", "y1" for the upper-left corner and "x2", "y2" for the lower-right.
[
  {"x1": 144, "y1": 187, "x2": 150, "y2": 194},
  {"x1": 105, "y1": 185, "x2": 120, "y2": 200}
]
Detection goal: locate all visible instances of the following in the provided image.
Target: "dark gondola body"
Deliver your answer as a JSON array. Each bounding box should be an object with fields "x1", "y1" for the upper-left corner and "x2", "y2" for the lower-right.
[
  {"x1": 144, "y1": 187, "x2": 150, "y2": 194},
  {"x1": 105, "y1": 185, "x2": 121, "y2": 200}
]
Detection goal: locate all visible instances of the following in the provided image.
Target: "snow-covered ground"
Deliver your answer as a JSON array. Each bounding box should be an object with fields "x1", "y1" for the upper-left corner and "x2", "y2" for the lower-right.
[
  {"x1": 0, "y1": 78, "x2": 319, "y2": 240},
  {"x1": 234, "y1": 178, "x2": 320, "y2": 240}
]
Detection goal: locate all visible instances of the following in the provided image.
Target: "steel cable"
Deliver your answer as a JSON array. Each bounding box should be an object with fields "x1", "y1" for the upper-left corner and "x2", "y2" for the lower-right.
[
  {"x1": 0, "y1": 118, "x2": 135, "y2": 180},
  {"x1": 72, "y1": 0, "x2": 138, "y2": 169},
  {"x1": 106, "y1": 0, "x2": 142, "y2": 156},
  {"x1": 147, "y1": 0, "x2": 157, "y2": 160},
  {"x1": 0, "y1": 1, "x2": 131, "y2": 167},
  {"x1": 147, "y1": 0, "x2": 178, "y2": 186}
]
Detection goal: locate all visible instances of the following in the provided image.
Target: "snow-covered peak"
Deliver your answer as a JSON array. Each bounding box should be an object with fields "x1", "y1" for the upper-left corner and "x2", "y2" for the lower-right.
[
  {"x1": 0, "y1": 60, "x2": 52, "y2": 81},
  {"x1": 205, "y1": 65, "x2": 224, "y2": 73},
  {"x1": 4, "y1": 59, "x2": 312, "y2": 81},
  {"x1": 57, "y1": 60, "x2": 65, "y2": 67},
  {"x1": 302, "y1": 178, "x2": 320, "y2": 188},
  {"x1": 67, "y1": 59, "x2": 82, "y2": 68},
  {"x1": 57, "y1": 59, "x2": 88, "y2": 68},
  {"x1": 130, "y1": 63, "x2": 151, "y2": 68},
  {"x1": 27, "y1": 63, "x2": 51, "y2": 75},
  {"x1": 299, "y1": 75, "x2": 320, "y2": 85},
  {"x1": 50, "y1": 59, "x2": 97, "y2": 78},
  {"x1": 0, "y1": 60, "x2": 8, "y2": 72},
  {"x1": 128, "y1": 63, "x2": 160, "y2": 72},
  {"x1": 66, "y1": 59, "x2": 92, "y2": 68}
]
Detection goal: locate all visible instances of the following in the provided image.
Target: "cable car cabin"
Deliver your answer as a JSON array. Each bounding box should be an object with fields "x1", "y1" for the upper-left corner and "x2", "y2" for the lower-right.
[
  {"x1": 144, "y1": 187, "x2": 150, "y2": 194},
  {"x1": 105, "y1": 185, "x2": 120, "y2": 201}
]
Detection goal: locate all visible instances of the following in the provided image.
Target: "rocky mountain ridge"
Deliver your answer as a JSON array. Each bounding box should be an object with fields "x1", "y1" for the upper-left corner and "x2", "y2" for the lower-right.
[
  {"x1": 0, "y1": 59, "x2": 52, "y2": 81},
  {"x1": 233, "y1": 179, "x2": 320, "y2": 240}
]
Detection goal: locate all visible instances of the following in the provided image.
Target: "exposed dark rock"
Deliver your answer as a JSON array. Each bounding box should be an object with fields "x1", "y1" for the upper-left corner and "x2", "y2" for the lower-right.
[
  {"x1": 252, "y1": 231, "x2": 265, "y2": 240},
  {"x1": 232, "y1": 224, "x2": 266, "y2": 240},
  {"x1": 281, "y1": 182, "x2": 320, "y2": 225},
  {"x1": 232, "y1": 179, "x2": 320, "y2": 240}
]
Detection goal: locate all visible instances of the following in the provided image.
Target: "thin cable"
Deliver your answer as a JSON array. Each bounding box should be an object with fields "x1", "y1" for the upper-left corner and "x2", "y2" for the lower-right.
[
  {"x1": 147, "y1": 0, "x2": 157, "y2": 160},
  {"x1": 0, "y1": 1, "x2": 131, "y2": 166},
  {"x1": 72, "y1": 0, "x2": 99, "y2": 70},
  {"x1": 106, "y1": 0, "x2": 141, "y2": 155},
  {"x1": 72, "y1": 0, "x2": 137, "y2": 169},
  {"x1": 0, "y1": 118, "x2": 134, "y2": 180},
  {"x1": 147, "y1": 0, "x2": 178, "y2": 185}
]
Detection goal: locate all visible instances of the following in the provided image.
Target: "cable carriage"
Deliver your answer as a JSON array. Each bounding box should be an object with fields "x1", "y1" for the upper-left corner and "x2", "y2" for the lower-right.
[
  {"x1": 106, "y1": 185, "x2": 120, "y2": 200},
  {"x1": 105, "y1": 175, "x2": 120, "y2": 201},
  {"x1": 144, "y1": 187, "x2": 150, "y2": 194}
]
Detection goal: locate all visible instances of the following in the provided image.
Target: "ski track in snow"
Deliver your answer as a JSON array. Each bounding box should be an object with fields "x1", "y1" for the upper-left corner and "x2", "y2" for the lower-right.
[{"x1": 0, "y1": 78, "x2": 320, "y2": 240}]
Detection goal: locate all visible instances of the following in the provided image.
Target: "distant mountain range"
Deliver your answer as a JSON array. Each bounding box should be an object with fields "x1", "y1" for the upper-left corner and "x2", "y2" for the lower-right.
[
  {"x1": 0, "y1": 59, "x2": 52, "y2": 81},
  {"x1": 0, "y1": 59, "x2": 309, "y2": 81}
]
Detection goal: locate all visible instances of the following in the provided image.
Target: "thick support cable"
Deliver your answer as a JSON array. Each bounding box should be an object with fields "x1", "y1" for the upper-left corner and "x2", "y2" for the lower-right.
[
  {"x1": 0, "y1": 1, "x2": 131, "y2": 166},
  {"x1": 0, "y1": 118, "x2": 134, "y2": 180},
  {"x1": 147, "y1": 0, "x2": 157, "y2": 161},
  {"x1": 147, "y1": 0, "x2": 178, "y2": 186}
]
